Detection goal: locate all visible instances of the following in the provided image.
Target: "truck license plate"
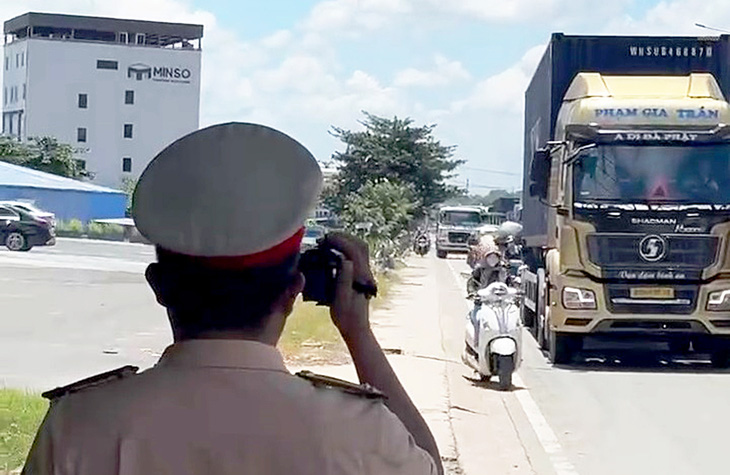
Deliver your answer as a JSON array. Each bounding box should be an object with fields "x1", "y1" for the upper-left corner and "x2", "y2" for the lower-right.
[{"x1": 630, "y1": 287, "x2": 675, "y2": 299}]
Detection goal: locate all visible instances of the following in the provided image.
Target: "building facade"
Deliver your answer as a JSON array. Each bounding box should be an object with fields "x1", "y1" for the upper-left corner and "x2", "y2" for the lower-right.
[{"x1": 3, "y1": 13, "x2": 203, "y2": 187}]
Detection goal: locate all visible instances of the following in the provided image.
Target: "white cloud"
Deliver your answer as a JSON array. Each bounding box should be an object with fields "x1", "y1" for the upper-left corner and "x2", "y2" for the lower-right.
[
  {"x1": 394, "y1": 55, "x2": 471, "y2": 88},
  {"x1": 604, "y1": 0, "x2": 730, "y2": 35},
  {"x1": 303, "y1": 0, "x2": 412, "y2": 34},
  {"x1": 453, "y1": 44, "x2": 545, "y2": 114}
]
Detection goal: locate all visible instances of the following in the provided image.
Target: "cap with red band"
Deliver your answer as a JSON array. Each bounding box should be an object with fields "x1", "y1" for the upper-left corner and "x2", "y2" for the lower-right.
[{"x1": 131, "y1": 123, "x2": 322, "y2": 268}]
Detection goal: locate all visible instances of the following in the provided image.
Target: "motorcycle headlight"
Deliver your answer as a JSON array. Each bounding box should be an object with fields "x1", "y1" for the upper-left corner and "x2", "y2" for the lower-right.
[
  {"x1": 707, "y1": 289, "x2": 730, "y2": 311},
  {"x1": 485, "y1": 253, "x2": 500, "y2": 267},
  {"x1": 562, "y1": 287, "x2": 597, "y2": 310}
]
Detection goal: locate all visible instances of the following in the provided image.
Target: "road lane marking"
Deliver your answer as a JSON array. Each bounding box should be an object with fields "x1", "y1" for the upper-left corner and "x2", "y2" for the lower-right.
[{"x1": 445, "y1": 259, "x2": 580, "y2": 475}]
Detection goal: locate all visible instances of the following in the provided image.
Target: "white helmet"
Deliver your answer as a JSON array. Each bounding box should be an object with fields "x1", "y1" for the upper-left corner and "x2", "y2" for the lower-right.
[{"x1": 496, "y1": 221, "x2": 523, "y2": 240}]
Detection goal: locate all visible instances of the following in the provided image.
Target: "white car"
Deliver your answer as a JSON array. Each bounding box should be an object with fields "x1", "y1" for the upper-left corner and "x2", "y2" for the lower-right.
[
  {"x1": 301, "y1": 226, "x2": 326, "y2": 251},
  {"x1": 0, "y1": 201, "x2": 56, "y2": 228}
]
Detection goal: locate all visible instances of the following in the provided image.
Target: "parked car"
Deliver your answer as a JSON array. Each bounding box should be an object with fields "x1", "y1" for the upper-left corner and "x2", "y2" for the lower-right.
[
  {"x1": 0, "y1": 200, "x2": 56, "y2": 228},
  {"x1": 0, "y1": 204, "x2": 56, "y2": 251}
]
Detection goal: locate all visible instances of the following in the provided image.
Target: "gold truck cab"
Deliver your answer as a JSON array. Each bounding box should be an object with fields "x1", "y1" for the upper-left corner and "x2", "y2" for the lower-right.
[{"x1": 528, "y1": 73, "x2": 730, "y2": 364}]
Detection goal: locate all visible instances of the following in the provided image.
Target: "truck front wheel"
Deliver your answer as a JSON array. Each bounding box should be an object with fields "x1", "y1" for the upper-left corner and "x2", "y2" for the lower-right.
[
  {"x1": 710, "y1": 337, "x2": 730, "y2": 368},
  {"x1": 549, "y1": 331, "x2": 581, "y2": 365},
  {"x1": 437, "y1": 249, "x2": 447, "y2": 259}
]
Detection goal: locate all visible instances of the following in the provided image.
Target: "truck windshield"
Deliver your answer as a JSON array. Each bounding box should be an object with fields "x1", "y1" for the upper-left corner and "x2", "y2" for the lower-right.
[
  {"x1": 440, "y1": 211, "x2": 482, "y2": 226},
  {"x1": 573, "y1": 144, "x2": 730, "y2": 205}
]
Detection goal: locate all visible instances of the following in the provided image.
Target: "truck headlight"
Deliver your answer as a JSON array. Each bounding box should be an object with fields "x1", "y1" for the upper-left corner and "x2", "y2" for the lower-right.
[
  {"x1": 707, "y1": 290, "x2": 730, "y2": 311},
  {"x1": 562, "y1": 287, "x2": 597, "y2": 310}
]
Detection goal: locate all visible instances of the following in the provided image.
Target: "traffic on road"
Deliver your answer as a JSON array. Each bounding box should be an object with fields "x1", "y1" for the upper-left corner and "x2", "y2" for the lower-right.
[{"x1": 4, "y1": 6, "x2": 730, "y2": 473}]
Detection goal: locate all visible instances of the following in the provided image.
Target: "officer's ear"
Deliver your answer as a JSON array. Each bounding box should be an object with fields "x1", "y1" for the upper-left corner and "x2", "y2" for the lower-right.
[
  {"x1": 145, "y1": 263, "x2": 168, "y2": 306},
  {"x1": 275, "y1": 272, "x2": 305, "y2": 316}
]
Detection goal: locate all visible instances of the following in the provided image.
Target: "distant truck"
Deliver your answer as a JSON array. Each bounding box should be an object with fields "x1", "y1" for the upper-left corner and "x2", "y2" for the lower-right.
[
  {"x1": 436, "y1": 205, "x2": 505, "y2": 258},
  {"x1": 522, "y1": 34, "x2": 730, "y2": 364}
]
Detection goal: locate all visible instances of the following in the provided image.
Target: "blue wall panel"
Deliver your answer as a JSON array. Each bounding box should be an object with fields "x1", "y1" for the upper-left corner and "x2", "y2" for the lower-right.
[{"x1": 0, "y1": 186, "x2": 127, "y2": 222}]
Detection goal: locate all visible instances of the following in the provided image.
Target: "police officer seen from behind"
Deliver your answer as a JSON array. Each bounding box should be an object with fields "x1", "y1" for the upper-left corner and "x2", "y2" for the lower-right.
[{"x1": 23, "y1": 123, "x2": 442, "y2": 475}]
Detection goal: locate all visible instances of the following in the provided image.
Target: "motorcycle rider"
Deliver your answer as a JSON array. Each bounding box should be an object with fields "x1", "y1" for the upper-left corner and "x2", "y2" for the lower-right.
[{"x1": 413, "y1": 228, "x2": 430, "y2": 254}]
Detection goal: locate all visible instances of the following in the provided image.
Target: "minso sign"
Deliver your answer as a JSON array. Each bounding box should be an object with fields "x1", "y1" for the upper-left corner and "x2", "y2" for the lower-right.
[{"x1": 127, "y1": 63, "x2": 192, "y2": 84}]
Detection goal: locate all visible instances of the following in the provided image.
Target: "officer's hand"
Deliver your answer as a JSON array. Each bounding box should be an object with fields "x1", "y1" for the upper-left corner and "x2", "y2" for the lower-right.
[{"x1": 322, "y1": 232, "x2": 376, "y2": 341}]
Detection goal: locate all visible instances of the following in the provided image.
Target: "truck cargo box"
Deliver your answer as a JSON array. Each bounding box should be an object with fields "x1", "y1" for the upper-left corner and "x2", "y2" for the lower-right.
[{"x1": 522, "y1": 33, "x2": 730, "y2": 246}]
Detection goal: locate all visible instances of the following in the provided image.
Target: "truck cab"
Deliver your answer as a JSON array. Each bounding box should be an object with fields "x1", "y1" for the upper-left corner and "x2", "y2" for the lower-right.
[
  {"x1": 435, "y1": 205, "x2": 505, "y2": 258},
  {"x1": 522, "y1": 34, "x2": 730, "y2": 365}
]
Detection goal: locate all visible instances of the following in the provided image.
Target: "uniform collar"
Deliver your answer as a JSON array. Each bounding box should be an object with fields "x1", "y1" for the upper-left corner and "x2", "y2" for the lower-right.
[{"x1": 157, "y1": 339, "x2": 288, "y2": 373}]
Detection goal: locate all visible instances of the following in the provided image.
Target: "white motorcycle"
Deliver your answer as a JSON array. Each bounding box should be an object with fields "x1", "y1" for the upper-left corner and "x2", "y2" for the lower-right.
[{"x1": 462, "y1": 282, "x2": 522, "y2": 391}]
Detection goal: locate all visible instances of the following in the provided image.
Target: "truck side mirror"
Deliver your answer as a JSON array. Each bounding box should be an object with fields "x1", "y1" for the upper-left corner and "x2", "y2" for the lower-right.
[{"x1": 529, "y1": 149, "x2": 550, "y2": 200}]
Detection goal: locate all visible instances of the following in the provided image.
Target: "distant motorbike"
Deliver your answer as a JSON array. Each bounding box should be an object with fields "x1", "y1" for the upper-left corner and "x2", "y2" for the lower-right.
[
  {"x1": 414, "y1": 233, "x2": 430, "y2": 256},
  {"x1": 462, "y1": 282, "x2": 522, "y2": 391}
]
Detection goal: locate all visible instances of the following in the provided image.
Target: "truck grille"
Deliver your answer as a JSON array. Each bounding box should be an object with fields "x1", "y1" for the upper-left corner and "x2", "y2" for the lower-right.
[
  {"x1": 448, "y1": 232, "x2": 471, "y2": 244},
  {"x1": 587, "y1": 234, "x2": 718, "y2": 268}
]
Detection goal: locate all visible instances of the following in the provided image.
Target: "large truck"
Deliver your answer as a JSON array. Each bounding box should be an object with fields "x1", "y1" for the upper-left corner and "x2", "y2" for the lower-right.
[
  {"x1": 435, "y1": 205, "x2": 505, "y2": 258},
  {"x1": 522, "y1": 34, "x2": 730, "y2": 364}
]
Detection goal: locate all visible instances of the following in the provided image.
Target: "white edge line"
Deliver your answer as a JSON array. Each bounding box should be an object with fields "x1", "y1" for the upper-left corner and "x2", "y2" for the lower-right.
[{"x1": 445, "y1": 259, "x2": 580, "y2": 475}]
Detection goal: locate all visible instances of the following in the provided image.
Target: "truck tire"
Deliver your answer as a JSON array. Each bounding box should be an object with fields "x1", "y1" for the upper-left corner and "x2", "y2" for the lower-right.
[
  {"x1": 437, "y1": 249, "x2": 447, "y2": 259},
  {"x1": 549, "y1": 331, "x2": 580, "y2": 365},
  {"x1": 521, "y1": 302, "x2": 535, "y2": 328},
  {"x1": 710, "y1": 337, "x2": 730, "y2": 368}
]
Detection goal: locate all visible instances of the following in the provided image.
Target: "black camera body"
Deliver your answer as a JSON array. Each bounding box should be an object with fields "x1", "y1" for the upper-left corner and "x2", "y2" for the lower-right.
[{"x1": 299, "y1": 245, "x2": 343, "y2": 306}]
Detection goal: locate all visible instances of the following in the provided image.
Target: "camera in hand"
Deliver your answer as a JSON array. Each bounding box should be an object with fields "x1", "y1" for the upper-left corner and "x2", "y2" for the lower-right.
[{"x1": 299, "y1": 245, "x2": 343, "y2": 306}]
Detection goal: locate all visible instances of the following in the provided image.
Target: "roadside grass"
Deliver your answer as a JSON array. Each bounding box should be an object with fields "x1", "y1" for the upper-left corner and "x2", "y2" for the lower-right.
[
  {"x1": 0, "y1": 389, "x2": 47, "y2": 473},
  {"x1": 279, "y1": 268, "x2": 402, "y2": 364}
]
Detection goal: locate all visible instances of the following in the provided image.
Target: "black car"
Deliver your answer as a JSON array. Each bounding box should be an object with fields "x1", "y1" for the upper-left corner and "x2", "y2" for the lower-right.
[{"x1": 0, "y1": 204, "x2": 56, "y2": 251}]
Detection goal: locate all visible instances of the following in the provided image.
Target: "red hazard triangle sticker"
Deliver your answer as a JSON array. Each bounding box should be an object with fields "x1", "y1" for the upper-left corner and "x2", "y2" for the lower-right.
[
  {"x1": 648, "y1": 177, "x2": 670, "y2": 199},
  {"x1": 650, "y1": 184, "x2": 668, "y2": 198}
]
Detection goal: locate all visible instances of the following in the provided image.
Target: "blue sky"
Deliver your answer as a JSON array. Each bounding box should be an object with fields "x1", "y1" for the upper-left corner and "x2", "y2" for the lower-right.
[{"x1": 4, "y1": 0, "x2": 730, "y2": 192}]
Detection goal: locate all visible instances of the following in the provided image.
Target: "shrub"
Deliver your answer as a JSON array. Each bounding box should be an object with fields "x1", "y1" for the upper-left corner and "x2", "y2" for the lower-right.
[
  {"x1": 87, "y1": 222, "x2": 124, "y2": 241},
  {"x1": 55, "y1": 219, "x2": 84, "y2": 237}
]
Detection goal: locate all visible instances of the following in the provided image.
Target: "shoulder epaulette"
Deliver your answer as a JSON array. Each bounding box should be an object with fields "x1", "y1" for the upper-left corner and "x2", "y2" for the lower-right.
[
  {"x1": 296, "y1": 370, "x2": 387, "y2": 400},
  {"x1": 42, "y1": 365, "x2": 139, "y2": 401}
]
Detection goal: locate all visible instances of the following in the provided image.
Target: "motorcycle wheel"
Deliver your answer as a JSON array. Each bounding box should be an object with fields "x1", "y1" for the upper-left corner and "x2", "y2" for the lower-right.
[{"x1": 497, "y1": 355, "x2": 514, "y2": 391}]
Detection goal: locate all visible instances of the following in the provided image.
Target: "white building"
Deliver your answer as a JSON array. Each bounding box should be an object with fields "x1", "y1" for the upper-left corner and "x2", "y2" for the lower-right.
[{"x1": 2, "y1": 12, "x2": 203, "y2": 187}]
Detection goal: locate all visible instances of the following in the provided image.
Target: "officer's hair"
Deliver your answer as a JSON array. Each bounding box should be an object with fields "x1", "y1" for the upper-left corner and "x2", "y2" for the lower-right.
[{"x1": 147, "y1": 247, "x2": 299, "y2": 338}]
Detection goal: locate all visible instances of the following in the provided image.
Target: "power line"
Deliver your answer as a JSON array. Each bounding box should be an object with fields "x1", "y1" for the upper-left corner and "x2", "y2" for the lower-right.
[{"x1": 462, "y1": 166, "x2": 521, "y2": 177}]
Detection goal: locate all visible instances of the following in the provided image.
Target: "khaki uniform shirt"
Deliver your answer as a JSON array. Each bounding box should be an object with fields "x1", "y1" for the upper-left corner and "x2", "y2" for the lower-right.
[{"x1": 23, "y1": 340, "x2": 437, "y2": 475}]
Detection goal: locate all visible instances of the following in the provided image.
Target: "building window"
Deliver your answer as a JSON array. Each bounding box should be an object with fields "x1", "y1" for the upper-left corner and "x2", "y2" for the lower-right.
[
  {"x1": 124, "y1": 90, "x2": 134, "y2": 104},
  {"x1": 122, "y1": 157, "x2": 132, "y2": 173},
  {"x1": 22, "y1": 84, "x2": 26, "y2": 100},
  {"x1": 16, "y1": 54, "x2": 19, "y2": 68},
  {"x1": 20, "y1": 52, "x2": 24, "y2": 67},
  {"x1": 135, "y1": 33, "x2": 146, "y2": 45},
  {"x1": 96, "y1": 60, "x2": 118, "y2": 70},
  {"x1": 119, "y1": 32, "x2": 128, "y2": 44},
  {"x1": 123, "y1": 124, "x2": 133, "y2": 138},
  {"x1": 78, "y1": 93, "x2": 88, "y2": 109},
  {"x1": 77, "y1": 127, "x2": 87, "y2": 143},
  {"x1": 4, "y1": 56, "x2": 7, "y2": 71},
  {"x1": 3, "y1": 87, "x2": 6, "y2": 105}
]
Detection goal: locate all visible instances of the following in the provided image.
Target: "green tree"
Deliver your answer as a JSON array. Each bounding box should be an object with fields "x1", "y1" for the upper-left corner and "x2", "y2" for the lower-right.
[
  {"x1": 0, "y1": 136, "x2": 90, "y2": 179},
  {"x1": 340, "y1": 180, "x2": 417, "y2": 268},
  {"x1": 328, "y1": 112, "x2": 463, "y2": 216},
  {"x1": 120, "y1": 177, "x2": 137, "y2": 217},
  {"x1": 0, "y1": 135, "x2": 31, "y2": 166}
]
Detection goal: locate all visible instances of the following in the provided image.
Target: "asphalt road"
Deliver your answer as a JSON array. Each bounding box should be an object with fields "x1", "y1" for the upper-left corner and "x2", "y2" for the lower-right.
[
  {"x1": 0, "y1": 238, "x2": 170, "y2": 390},
  {"x1": 6, "y1": 238, "x2": 730, "y2": 474},
  {"x1": 436, "y1": 254, "x2": 730, "y2": 475}
]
